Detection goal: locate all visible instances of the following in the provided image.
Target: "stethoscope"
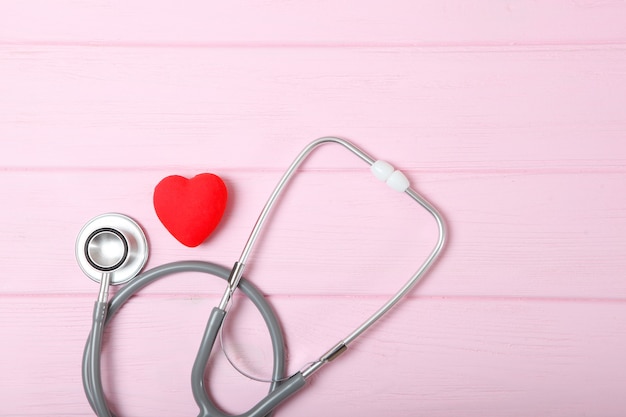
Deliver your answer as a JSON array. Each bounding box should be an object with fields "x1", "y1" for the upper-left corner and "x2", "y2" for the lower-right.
[{"x1": 77, "y1": 137, "x2": 447, "y2": 417}]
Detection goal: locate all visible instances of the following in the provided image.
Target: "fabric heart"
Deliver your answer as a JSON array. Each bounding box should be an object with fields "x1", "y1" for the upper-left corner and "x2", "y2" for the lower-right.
[{"x1": 153, "y1": 173, "x2": 228, "y2": 247}]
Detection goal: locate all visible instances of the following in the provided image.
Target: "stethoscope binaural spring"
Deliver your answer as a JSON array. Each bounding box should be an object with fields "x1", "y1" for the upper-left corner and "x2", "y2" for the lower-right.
[{"x1": 77, "y1": 136, "x2": 447, "y2": 417}]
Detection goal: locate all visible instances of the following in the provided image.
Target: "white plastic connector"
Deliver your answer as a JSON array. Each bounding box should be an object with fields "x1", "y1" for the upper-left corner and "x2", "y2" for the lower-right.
[
  {"x1": 386, "y1": 170, "x2": 410, "y2": 192},
  {"x1": 371, "y1": 160, "x2": 394, "y2": 181}
]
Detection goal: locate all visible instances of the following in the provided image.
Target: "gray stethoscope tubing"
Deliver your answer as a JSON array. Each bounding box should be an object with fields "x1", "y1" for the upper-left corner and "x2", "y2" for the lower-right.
[
  {"x1": 80, "y1": 136, "x2": 447, "y2": 417},
  {"x1": 82, "y1": 261, "x2": 288, "y2": 417},
  {"x1": 219, "y1": 136, "x2": 447, "y2": 378}
]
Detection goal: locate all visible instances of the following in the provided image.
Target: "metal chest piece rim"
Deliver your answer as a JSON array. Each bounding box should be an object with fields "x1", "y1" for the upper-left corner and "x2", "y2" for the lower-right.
[{"x1": 76, "y1": 213, "x2": 149, "y2": 285}]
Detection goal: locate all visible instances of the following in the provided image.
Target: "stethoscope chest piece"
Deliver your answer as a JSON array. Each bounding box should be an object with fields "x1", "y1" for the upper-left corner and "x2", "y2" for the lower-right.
[{"x1": 76, "y1": 213, "x2": 149, "y2": 285}]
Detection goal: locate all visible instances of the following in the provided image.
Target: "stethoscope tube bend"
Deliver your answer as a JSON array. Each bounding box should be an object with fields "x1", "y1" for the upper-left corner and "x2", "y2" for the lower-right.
[{"x1": 82, "y1": 262, "x2": 289, "y2": 417}]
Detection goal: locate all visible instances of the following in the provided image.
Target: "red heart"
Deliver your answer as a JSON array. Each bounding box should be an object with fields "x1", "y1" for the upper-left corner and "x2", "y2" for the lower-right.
[{"x1": 153, "y1": 173, "x2": 228, "y2": 247}]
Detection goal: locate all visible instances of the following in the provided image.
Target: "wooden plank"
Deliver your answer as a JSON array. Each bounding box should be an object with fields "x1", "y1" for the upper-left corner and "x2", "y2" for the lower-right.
[
  {"x1": 2, "y1": 2, "x2": 624, "y2": 417},
  {"x1": 1, "y1": 170, "x2": 624, "y2": 299},
  {"x1": 1, "y1": 1, "x2": 626, "y2": 45},
  {"x1": 1, "y1": 45, "x2": 625, "y2": 171},
  {"x1": 1, "y1": 296, "x2": 624, "y2": 416}
]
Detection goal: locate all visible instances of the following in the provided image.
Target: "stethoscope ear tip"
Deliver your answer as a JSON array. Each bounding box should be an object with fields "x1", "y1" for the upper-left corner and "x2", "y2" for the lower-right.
[{"x1": 76, "y1": 213, "x2": 149, "y2": 285}]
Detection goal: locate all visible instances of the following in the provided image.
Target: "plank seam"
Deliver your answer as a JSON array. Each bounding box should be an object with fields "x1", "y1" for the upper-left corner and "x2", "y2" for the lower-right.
[
  {"x1": 1, "y1": 167, "x2": 626, "y2": 174},
  {"x1": 2, "y1": 41, "x2": 626, "y2": 51},
  {"x1": 3, "y1": 293, "x2": 626, "y2": 303}
]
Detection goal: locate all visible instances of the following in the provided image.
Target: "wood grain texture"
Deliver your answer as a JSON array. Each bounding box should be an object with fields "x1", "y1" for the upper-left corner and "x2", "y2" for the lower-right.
[
  {"x1": 1, "y1": 45, "x2": 625, "y2": 171},
  {"x1": 1, "y1": 1, "x2": 625, "y2": 416},
  {"x1": 1, "y1": 296, "x2": 625, "y2": 417},
  {"x1": 1, "y1": 1, "x2": 626, "y2": 45},
  {"x1": 1, "y1": 170, "x2": 625, "y2": 299}
]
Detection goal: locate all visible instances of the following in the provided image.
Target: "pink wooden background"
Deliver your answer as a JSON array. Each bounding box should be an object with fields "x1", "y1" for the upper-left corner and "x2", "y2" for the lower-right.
[{"x1": 2, "y1": 1, "x2": 626, "y2": 416}]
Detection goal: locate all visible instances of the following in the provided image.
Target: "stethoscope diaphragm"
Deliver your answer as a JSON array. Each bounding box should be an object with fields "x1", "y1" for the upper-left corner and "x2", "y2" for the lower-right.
[{"x1": 76, "y1": 213, "x2": 148, "y2": 285}]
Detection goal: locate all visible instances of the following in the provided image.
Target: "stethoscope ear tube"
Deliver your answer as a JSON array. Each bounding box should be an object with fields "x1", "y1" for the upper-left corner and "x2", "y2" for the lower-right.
[{"x1": 226, "y1": 137, "x2": 447, "y2": 378}]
